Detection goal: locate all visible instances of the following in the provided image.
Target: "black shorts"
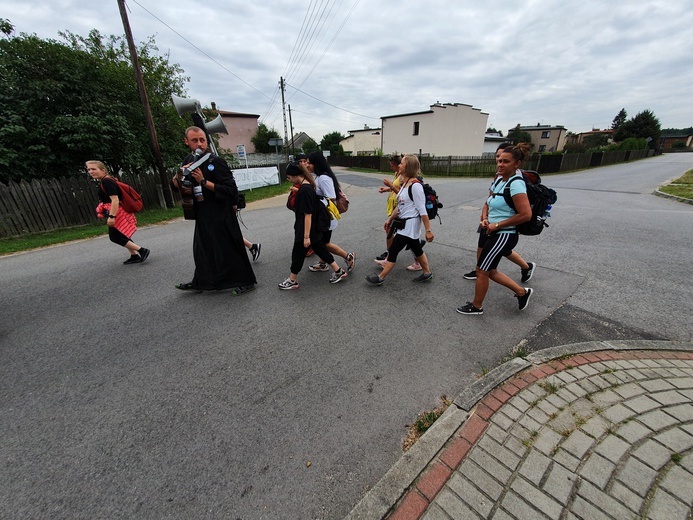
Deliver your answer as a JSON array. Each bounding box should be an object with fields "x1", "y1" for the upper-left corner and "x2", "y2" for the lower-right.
[{"x1": 478, "y1": 232, "x2": 518, "y2": 272}]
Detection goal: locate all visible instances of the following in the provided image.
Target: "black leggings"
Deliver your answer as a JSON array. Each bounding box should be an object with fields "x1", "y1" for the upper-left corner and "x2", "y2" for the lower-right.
[
  {"x1": 290, "y1": 240, "x2": 335, "y2": 275},
  {"x1": 387, "y1": 233, "x2": 424, "y2": 263},
  {"x1": 109, "y1": 227, "x2": 130, "y2": 247}
]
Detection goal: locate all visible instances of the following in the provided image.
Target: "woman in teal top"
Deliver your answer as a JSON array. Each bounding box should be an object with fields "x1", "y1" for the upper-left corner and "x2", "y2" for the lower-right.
[{"x1": 457, "y1": 143, "x2": 534, "y2": 315}]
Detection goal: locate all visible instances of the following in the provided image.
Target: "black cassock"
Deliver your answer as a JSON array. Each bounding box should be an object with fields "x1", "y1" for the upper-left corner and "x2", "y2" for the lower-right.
[{"x1": 181, "y1": 153, "x2": 257, "y2": 291}]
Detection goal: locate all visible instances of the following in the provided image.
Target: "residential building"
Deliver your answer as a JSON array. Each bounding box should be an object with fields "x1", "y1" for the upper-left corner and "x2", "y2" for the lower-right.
[
  {"x1": 483, "y1": 132, "x2": 508, "y2": 156},
  {"x1": 289, "y1": 131, "x2": 316, "y2": 152},
  {"x1": 340, "y1": 126, "x2": 382, "y2": 156},
  {"x1": 511, "y1": 124, "x2": 567, "y2": 152},
  {"x1": 381, "y1": 102, "x2": 488, "y2": 156},
  {"x1": 660, "y1": 134, "x2": 693, "y2": 150},
  {"x1": 214, "y1": 109, "x2": 260, "y2": 154},
  {"x1": 566, "y1": 128, "x2": 615, "y2": 146}
]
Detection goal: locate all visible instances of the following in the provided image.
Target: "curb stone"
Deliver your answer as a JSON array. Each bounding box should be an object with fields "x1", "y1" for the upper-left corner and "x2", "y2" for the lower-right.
[{"x1": 344, "y1": 339, "x2": 693, "y2": 520}]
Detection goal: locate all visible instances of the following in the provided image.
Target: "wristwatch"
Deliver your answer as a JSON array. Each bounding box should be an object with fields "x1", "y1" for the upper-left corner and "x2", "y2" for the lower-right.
[
  {"x1": 201, "y1": 179, "x2": 208, "y2": 187},
  {"x1": 108, "y1": 215, "x2": 116, "y2": 218}
]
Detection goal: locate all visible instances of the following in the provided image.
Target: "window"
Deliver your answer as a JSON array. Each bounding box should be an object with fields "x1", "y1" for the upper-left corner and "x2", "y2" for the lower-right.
[
  {"x1": 413, "y1": 121, "x2": 420, "y2": 136},
  {"x1": 538, "y1": 145, "x2": 546, "y2": 152},
  {"x1": 541, "y1": 131, "x2": 551, "y2": 139}
]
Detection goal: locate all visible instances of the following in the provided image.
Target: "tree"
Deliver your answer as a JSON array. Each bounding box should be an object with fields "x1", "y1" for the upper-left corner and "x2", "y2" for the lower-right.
[
  {"x1": 506, "y1": 125, "x2": 532, "y2": 145},
  {"x1": 486, "y1": 127, "x2": 503, "y2": 136},
  {"x1": 320, "y1": 131, "x2": 345, "y2": 156},
  {"x1": 583, "y1": 133, "x2": 609, "y2": 149},
  {"x1": 250, "y1": 123, "x2": 281, "y2": 153},
  {"x1": 301, "y1": 137, "x2": 318, "y2": 154},
  {"x1": 0, "y1": 18, "x2": 13, "y2": 36},
  {"x1": 611, "y1": 108, "x2": 627, "y2": 131},
  {"x1": 0, "y1": 30, "x2": 188, "y2": 183},
  {"x1": 614, "y1": 109, "x2": 661, "y2": 148}
]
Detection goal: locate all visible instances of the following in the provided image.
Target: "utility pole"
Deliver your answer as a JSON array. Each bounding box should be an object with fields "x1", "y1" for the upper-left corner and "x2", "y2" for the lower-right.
[
  {"x1": 280, "y1": 77, "x2": 289, "y2": 161},
  {"x1": 288, "y1": 104, "x2": 295, "y2": 154},
  {"x1": 117, "y1": 0, "x2": 174, "y2": 208}
]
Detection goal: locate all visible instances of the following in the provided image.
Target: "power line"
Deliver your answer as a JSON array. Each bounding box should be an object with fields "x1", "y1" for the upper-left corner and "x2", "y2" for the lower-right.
[
  {"x1": 285, "y1": 81, "x2": 378, "y2": 120},
  {"x1": 127, "y1": 0, "x2": 273, "y2": 101}
]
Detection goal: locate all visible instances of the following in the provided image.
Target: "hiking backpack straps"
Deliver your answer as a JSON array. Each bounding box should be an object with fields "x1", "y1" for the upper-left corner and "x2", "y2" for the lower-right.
[
  {"x1": 501, "y1": 172, "x2": 557, "y2": 236},
  {"x1": 407, "y1": 179, "x2": 443, "y2": 223}
]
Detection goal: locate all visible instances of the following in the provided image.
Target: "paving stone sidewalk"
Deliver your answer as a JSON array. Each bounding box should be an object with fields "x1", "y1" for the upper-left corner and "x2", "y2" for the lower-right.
[{"x1": 346, "y1": 340, "x2": 693, "y2": 519}]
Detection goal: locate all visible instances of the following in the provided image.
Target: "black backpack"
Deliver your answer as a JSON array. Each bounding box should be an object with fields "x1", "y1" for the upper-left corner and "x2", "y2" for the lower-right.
[
  {"x1": 408, "y1": 178, "x2": 443, "y2": 223},
  {"x1": 502, "y1": 171, "x2": 557, "y2": 236}
]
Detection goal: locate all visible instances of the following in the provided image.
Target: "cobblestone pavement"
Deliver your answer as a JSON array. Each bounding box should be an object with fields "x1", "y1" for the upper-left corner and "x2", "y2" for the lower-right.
[{"x1": 346, "y1": 341, "x2": 693, "y2": 519}]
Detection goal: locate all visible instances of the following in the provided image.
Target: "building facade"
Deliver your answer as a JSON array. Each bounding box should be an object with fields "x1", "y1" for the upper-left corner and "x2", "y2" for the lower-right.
[
  {"x1": 381, "y1": 103, "x2": 488, "y2": 156},
  {"x1": 512, "y1": 124, "x2": 567, "y2": 152},
  {"x1": 340, "y1": 126, "x2": 382, "y2": 156},
  {"x1": 215, "y1": 110, "x2": 260, "y2": 154}
]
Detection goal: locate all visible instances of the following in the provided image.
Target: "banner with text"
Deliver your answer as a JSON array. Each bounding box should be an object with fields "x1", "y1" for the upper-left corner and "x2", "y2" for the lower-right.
[{"x1": 234, "y1": 166, "x2": 280, "y2": 191}]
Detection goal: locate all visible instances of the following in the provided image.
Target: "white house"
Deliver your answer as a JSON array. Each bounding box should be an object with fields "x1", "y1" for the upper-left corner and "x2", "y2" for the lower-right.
[
  {"x1": 340, "y1": 126, "x2": 382, "y2": 156},
  {"x1": 381, "y1": 102, "x2": 488, "y2": 156}
]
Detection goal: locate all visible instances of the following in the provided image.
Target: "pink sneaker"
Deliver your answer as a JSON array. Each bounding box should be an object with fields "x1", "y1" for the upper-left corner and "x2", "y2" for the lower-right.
[{"x1": 406, "y1": 261, "x2": 422, "y2": 271}]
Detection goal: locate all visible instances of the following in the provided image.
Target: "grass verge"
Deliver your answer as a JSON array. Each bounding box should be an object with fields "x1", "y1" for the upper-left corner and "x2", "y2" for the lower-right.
[
  {"x1": 659, "y1": 169, "x2": 693, "y2": 200},
  {"x1": 0, "y1": 182, "x2": 290, "y2": 256},
  {"x1": 402, "y1": 395, "x2": 451, "y2": 452}
]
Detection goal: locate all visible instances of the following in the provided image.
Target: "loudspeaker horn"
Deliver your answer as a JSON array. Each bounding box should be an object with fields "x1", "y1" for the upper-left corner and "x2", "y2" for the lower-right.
[
  {"x1": 171, "y1": 94, "x2": 201, "y2": 117},
  {"x1": 206, "y1": 114, "x2": 228, "y2": 135}
]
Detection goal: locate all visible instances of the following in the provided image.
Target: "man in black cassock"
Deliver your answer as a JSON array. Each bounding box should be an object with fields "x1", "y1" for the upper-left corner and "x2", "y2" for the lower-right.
[{"x1": 172, "y1": 126, "x2": 256, "y2": 295}]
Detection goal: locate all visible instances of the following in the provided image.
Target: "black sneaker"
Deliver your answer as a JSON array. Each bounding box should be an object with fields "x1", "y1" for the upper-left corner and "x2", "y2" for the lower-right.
[
  {"x1": 138, "y1": 248, "x2": 150, "y2": 264},
  {"x1": 521, "y1": 262, "x2": 536, "y2": 283},
  {"x1": 516, "y1": 288, "x2": 533, "y2": 311},
  {"x1": 463, "y1": 270, "x2": 477, "y2": 280},
  {"x1": 456, "y1": 302, "x2": 483, "y2": 315},
  {"x1": 250, "y1": 243, "x2": 261, "y2": 262},
  {"x1": 123, "y1": 254, "x2": 141, "y2": 264},
  {"x1": 413, "y1": 272, "x2": 433, "y2": 283},
  {"x1": 365, "y1": 275, "x2": 384, "y2": 286},
  {"x1": 375, "y1": 251, "x2": 388, "y2": 261}
]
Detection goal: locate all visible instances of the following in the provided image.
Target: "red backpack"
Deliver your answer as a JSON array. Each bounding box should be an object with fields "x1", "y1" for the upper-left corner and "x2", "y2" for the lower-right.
[{"x1": 102, "y1": 177, "x2": 143, "y2": 213}]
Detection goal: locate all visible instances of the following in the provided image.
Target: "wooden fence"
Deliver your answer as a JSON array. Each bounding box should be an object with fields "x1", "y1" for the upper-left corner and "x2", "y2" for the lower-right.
[
  {"x1": 0, "y1": 171, "x2": 172, "y2": 238},
  {"x1": 329, "y1": 149, "x2": 653, "y2": 176}
]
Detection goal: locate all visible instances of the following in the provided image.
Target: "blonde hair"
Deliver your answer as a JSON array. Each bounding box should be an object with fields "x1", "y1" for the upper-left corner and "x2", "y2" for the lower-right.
[
  {"x1": 86, "y1": 160, "x2": 108, "y2": 172},
  {"x1": 400, "y1": 154, "x2": 421, "y2": 179}
]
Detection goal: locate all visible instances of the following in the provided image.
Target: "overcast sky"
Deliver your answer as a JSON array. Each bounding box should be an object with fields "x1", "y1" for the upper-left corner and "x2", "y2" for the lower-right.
[{"x1": 2, "y1": 1, "x2": 691, "y2": 143}]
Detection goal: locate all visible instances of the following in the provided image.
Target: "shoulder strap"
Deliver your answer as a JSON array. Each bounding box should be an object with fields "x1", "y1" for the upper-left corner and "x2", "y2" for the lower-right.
[
  {"x1": 100, "y1": 176, "x2": 120, "y2": 196},
  {"x1": 502, "y1": 176, "x2": 523, "y2": 211},
  {"x1": 407, "y1": 178, "x2": 422, "y2": 199}
]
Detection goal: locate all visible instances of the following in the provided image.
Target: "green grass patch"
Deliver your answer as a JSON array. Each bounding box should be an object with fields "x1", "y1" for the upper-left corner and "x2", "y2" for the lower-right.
[
  {"x1": 659, "y1": 168, "x2": 693, "y2": 200},
  {"x1": 0, "y1": 182, "x2": 290, "y2": 256}
]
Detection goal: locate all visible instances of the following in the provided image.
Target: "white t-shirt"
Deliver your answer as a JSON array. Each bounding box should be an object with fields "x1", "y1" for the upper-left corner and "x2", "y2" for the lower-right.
[
  {"x1": 395, "y1": 180, "x2": 426, "y2": 239},
  {"x1": 314, "y1": 173, "x2": 338, "y2": 231}
]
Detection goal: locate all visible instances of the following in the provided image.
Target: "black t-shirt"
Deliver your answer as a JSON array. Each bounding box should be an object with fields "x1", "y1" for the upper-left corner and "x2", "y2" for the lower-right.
[{"x1": 98, "y1": 177, "x2": 121, "y2": 203}]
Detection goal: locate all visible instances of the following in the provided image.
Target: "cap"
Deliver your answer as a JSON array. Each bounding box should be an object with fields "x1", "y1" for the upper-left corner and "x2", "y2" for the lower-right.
[{"x1": 295, "y1": 153, "x2": 308, "y2": 161}]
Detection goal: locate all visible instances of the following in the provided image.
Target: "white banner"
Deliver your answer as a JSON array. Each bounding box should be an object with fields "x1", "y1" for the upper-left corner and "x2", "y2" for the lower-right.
[{"x1": 233, "y1": 166, "x2": 280, "y2": 191}]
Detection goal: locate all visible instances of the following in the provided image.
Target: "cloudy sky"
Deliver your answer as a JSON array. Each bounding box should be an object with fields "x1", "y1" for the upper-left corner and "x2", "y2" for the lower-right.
[{"x1": 2, "y1": 1, "x2": 691, "y2": 143}]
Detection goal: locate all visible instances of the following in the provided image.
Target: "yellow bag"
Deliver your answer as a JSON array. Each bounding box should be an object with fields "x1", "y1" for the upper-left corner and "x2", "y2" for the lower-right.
[{"x1": 325, "y1": 197, "x2": 341, "y2": 220}]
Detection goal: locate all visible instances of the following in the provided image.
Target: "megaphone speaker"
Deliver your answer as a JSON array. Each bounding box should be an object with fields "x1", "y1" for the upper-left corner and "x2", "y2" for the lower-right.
[
  {"x1": 171, "y1": 95, "x2": 201, "y2": 117},
  {"x1": 206, "y1": 114, "x2": 228, "y2": 135}
]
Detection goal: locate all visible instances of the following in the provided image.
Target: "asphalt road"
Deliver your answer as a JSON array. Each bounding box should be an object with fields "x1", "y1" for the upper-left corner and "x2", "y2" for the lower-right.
[{"x1": 1, "y1": 153, "x2": 692, "y2": 519}]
